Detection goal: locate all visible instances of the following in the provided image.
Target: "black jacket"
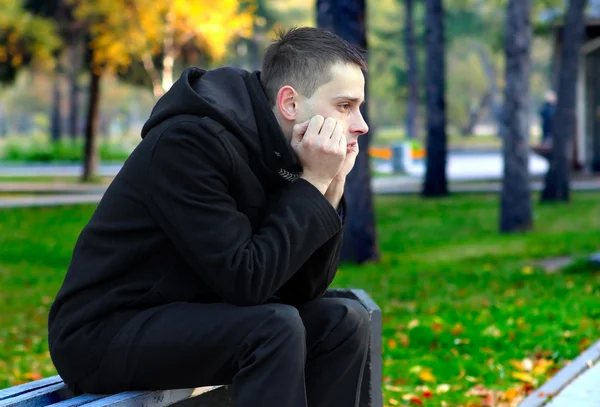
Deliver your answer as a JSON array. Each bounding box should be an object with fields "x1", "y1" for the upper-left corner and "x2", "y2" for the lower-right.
[{"x1": 48, "y1": 67, "x2": 346, "y2": 384}]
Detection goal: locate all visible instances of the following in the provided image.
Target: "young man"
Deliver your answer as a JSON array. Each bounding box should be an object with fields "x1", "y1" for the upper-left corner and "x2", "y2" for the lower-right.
[{"x1": 48, "y1": 27, "x2": 370, "y2": 407}]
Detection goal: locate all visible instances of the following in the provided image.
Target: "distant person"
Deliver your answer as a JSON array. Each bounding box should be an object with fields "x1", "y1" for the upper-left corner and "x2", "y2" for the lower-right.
[
  {"x1": 47, "y1": 27, "x2": 371, "y2": 407},
  {"x1": 539, "y1": 90, "x2": 556, "y2": 148}
]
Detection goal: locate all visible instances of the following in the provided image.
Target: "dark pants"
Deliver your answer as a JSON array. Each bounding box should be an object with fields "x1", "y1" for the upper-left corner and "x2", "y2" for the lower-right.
[{"x1": 74, "y1": 297, "x2": 370, "y2": 407}]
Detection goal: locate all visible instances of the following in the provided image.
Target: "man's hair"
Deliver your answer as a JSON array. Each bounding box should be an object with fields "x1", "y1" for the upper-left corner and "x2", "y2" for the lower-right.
[{"x1": 261, "y1": 27, "x2": 367, "y2": 107}]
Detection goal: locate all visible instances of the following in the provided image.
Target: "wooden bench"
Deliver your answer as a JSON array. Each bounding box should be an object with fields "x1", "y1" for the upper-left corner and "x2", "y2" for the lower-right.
[{"x1": 0, "y1": 289, "x2": 382, "y2": 407}]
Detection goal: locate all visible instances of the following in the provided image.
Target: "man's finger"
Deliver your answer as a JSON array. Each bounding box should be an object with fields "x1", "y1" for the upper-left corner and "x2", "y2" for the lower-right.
[{"x1": 304, "y1": 115, "x2": 325, "y2": 142}]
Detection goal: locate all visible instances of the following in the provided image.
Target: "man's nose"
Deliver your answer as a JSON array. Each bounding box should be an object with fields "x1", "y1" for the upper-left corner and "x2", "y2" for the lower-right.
[{"x1": 351, "y1": 113, "x2": 369, "y2": 136}]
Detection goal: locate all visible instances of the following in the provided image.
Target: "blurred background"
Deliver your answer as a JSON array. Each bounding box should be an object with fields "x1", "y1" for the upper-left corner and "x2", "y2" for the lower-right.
[{"x1": 1, "y1": 1, "x2": 599, "y2": 406}]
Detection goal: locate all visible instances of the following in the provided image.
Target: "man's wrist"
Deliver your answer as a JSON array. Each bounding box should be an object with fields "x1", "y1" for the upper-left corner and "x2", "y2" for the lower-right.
[{"x1": 324, "y1": 177, "x2": 345, "y2": 209}]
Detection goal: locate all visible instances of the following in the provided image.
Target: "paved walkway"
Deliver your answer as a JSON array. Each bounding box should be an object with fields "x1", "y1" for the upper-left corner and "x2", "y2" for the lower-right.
[{"x1": 1, "y1": 176, "x2": 600, "y2": 208}]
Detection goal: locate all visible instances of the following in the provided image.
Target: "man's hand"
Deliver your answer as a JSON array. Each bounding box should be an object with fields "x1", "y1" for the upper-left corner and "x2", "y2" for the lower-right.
[
  {"x1": 291, "y1": 116, "x2": 347, "y2": 195},
  {"x1": 323, "y1": 137, "x2": 359, "y2": 209}
]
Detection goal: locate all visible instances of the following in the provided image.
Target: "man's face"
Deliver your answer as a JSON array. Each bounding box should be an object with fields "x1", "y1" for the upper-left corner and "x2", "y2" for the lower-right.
[{"x1": 296, "y1": 63, "x2": 369, "y2": 145}]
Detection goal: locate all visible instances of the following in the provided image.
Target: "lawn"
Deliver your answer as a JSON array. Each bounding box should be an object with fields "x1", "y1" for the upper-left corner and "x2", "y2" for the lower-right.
[{"x1": 1, "y1": 192, "x2": 599, "y2": 406}]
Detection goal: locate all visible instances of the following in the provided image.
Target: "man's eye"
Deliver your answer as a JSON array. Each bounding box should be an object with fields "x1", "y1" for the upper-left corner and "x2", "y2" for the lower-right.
[{"x1": 339, "y1": 104, "x2": 351, "y2": 112}]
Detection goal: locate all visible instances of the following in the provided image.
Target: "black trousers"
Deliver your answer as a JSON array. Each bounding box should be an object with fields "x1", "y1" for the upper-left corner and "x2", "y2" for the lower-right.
[{"x1": 74, "y1": 297, "x2": 370, "y2": 407}]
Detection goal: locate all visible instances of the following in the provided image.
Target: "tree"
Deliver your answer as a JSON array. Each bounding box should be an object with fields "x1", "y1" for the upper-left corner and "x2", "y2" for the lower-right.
[
  {"x1": 317, "y1": 0, "x2": 380, "y2": 265},
  {"x1": 405, "y1": 0, "x2": 419, "y2": 140},
  {"x1": 500, "y1": 0, "x2": 533, "y2": 233},
  {"x1": 541, "y1": 0, "x2": 588, "y2": 202},
  {"x1": 422, "y1": 0, "x2": 448, "y2": 197},
  {"x1": 71, "y1": 0, "x2": 254, "y2": 98},
  {"x1": 68, "y1": 0, "x2": 254, "y2": 181}
]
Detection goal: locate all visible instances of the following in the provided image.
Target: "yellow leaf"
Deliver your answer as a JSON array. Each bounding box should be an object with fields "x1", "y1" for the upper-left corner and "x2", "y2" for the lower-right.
[
  {"x1": 512, "y1": 372, "x2": 536, "y2": 384},
  {"x1": 533, "y1": 359, "x2": 554, "y2": 376},
  {"x1": 387, "y1": 339, "x2": 397, "y2": 349},
  {"x1": 384, "y1": 385, "x2": 403, "y2": 392},
  {"x1": 522, "y1": 266, "x2": 534, "y2": 275},
  {"x1": 402, "y1": 393, "x2": 419, "y2": 401},
  {"x1": 419, "y1": 369, "x2": 436, "y2": 383},
  {"x1": 509, "y1": 359, "x2": 525, "y2": 371},
  {"x1": 504, "y1": 387, "x2": 520, "y2": 401},
  {"x1": 388, "y1": 398, "x2": 400, "y2": 406},
  {"x1": 408, "y1": 319, "x2": 419, "y2": 329}
]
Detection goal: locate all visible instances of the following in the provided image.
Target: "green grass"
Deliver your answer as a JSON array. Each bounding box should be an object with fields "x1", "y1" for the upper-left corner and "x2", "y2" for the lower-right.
[
  {"x1": 0, "y1": 138, "x2": 133, "y2": 163},
  {"x1": 0, "y1": 176, "x2": 113, "y2": 184},
  {"x1": 1, "y1": 194, "x2": 599, "y2": 406}
]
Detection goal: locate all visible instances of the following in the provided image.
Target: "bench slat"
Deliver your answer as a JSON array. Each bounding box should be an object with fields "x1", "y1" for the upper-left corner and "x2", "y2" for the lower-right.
[
  {"x1": 81, "y1": 389, "x2": 195, "y2": 407},
  {"x1": 0, "y1": 376, "x2": 63, "y2": 402},
  {"x1": 0, "y1": 383, "x2": 65, "y2": 407},
  {"x1": 46, "y1": 394, "x2": 106, "y2": 407}
]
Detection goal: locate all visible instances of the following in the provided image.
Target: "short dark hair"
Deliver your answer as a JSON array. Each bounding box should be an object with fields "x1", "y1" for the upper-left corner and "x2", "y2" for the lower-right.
[{"x1": 261, "y1": 27, "x2": 367, "y2": 107}]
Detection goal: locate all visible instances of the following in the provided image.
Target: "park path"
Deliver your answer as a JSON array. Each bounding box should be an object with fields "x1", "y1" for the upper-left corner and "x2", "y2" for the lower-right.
[{"x1": 1, "y1": 176, "x2": 600, "y2": 208}]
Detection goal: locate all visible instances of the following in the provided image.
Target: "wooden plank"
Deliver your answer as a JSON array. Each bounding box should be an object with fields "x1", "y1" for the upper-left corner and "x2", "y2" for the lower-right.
[
  {"x1": 518, "y1": 339, "x2": 600, "y2": 407},
  {"x1": 81, "y1": 388, "x2": 196, "y2": 407},
  {"x1": 0, "y1": 383, "x2": 65, "y2": 407},
  {"x1": 45, "y1": 394, "x2": 107, "y2": 407},
  {"x1": 0, "y1": 376, "x2": 63, "y2": 401}
]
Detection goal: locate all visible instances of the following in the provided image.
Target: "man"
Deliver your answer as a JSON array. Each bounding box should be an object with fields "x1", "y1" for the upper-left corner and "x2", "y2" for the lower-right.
[
  {"x1": 48, "y1": 27, "x2": 370, "y2": 407},
  {"x1": 539, "y1": 90, "x2": 556, "y2": 147}
]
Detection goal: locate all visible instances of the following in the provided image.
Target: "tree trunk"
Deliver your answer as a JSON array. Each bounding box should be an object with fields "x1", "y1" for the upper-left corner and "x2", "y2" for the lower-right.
[
  {"x1": 50, "y1": 75, "x2": 62, "y2": 143},
  {"x1": 541, "y1": 0, "x2": 588, "y2": 202},
  {"x1": 82, "y1": 68, "x2": 101, "y2": 182},
  {"x1": 422, "y1": 0, "x2": 448, "y2": 197},
  {"x1": 462, "y1": 92, "x2": 491, "y2": 136},
  {"x1": 68, "y1": 41, "x2": 81, "y2": 140},
  {"x1": 317, "y1": 0, "x2": 380, "y2": 265},
  {"x1": 0, "y1": 101, "x2": 7, "y2": 137},
  {"x1": 500, "y1": 0, "x2": 533, "y2": 233},
  {"x1": 161, "y1": 11, "x2": 176, "y2": 94},
  {"x1": 475, "y1": 45, "x2": 503, "y2": 127},
  {"x1": 405, "y1": 0, "x2": 419, "y2": 140}
]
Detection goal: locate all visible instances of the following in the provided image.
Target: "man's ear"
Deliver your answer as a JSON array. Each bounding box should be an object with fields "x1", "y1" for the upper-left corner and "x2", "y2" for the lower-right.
[{"x1": 276, "y1": 85, "x2": 299, "y2": 121}]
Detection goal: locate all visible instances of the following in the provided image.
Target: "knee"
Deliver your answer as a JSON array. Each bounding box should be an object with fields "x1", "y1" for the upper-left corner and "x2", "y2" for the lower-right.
[
  {"x1": 261, "y1": 303, "x2": 306, "y2": 344},
  {"x1": 333, "y1": 298, "x2": 371, "y2": 348}
]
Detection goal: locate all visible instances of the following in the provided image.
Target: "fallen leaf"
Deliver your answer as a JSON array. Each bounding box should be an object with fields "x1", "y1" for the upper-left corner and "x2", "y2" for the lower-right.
[
  {"x1": 387, "y1": 339, "x2": 397, "y2": 349},
  {"x1": 384, "y1": 385, "x2": 403, "y2": 392},
  {"x1": 532, "y1": 359, "x2": 554, "y2": 376},
  {"x1": 418, "y1": 369, "x2": 436, "y2": 383},
  {"x1": 503, "y1": 387, "x2": 520, "y2": 401},
  {"x1": 399, "y1": 334, "x2": 410, "y2": 347},
  {"x1": 436, "y1": 384, "x2": 451, "y2": 393},
  {"x1": 483, "y1": 325, "x2": 502, "y2": 338},
  {"x1": 522, "y1": 266, "x2": 534, "y2": 275},
  {"x1": 409, "y1": 397, "x2": 423, "y2": 406},
  {"x1": 451, "y1": 322, "x2": 465, "y2": 336},
  {"x1": 512, "y1": 372, "x2": 536, "y2": 384},
  {"x1": 387, "y1": 398, "x2": 399, "y2": 406},
  {"x1": 422, "y1": 391, "x2": 433, "y2": 398},
  {"x1": 408, "y1": 319, "x2": 420, "y2": 329},
  {"x1": 22, "y1": 372, "x2": 42, "y2": 381}
]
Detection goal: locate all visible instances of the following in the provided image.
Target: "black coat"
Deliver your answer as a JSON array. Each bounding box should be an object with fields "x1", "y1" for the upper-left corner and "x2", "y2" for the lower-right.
[{"x1": 48, "y1": 67, "x2": 346, "y2": 384}]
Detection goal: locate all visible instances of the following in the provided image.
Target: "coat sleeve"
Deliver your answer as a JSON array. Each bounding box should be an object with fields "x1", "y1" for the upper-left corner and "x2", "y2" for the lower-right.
[
  {"x1": 272, "y1": 198, "x2": 346, "y2": 305},
  {"x1": 146, "y1": 120, "x2": 343, "y2": 306}
]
